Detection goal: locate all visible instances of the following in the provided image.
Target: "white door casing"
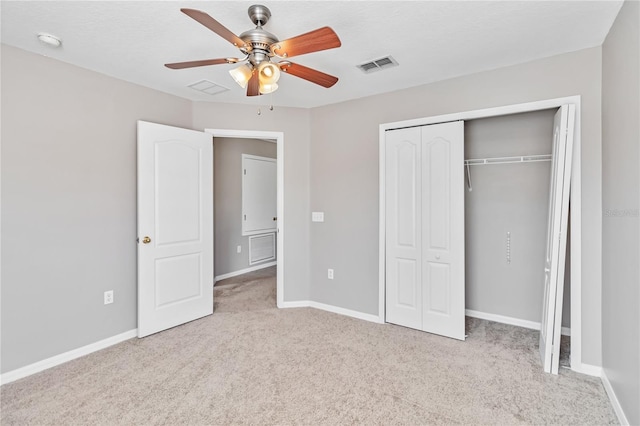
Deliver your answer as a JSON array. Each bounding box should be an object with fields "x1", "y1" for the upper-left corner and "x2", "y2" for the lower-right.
[
  {"x1": 137, "y1": 121, "x2": 214, "y2": 338},
  {"x1": 385, "y1": 121, "x2": 465, "y2": 340},
  {"x1": 539, "y1": 104, "x2": 575, "y2": 374},
  {"x1": 242, "y1": 154, "x2": 277, "y2": 236}
]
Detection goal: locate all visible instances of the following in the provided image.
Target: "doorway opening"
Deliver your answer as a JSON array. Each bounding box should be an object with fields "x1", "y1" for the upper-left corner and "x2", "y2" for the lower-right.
[{"x1": 205, "y1": 129, "x2": 285, "y2": 309}]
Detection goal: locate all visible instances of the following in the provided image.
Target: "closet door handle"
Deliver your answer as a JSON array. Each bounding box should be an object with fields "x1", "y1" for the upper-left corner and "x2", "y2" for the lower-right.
[{"x1": 435, "y1": 254, "x2": 441, "y2": 260}]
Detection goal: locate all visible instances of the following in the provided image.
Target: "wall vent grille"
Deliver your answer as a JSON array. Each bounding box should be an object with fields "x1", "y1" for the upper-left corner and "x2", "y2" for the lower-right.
[
  {"x1": 187, "y1": 80, "x2": 229, "y2": 96},
  {"x1": 249, "y1": 233, "x2": 276, "y2": 265},
  {"x1": 356, "y1": 56, "x2": 399, "y2": 74}
]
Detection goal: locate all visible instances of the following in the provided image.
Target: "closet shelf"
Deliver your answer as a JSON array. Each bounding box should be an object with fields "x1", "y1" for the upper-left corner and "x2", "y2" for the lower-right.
[{"x1": 464, "y1": 154, "x2": 552, "y2": 166}]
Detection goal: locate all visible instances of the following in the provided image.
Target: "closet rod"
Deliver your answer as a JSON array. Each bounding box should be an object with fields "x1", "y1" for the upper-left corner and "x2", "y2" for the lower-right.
[{"x1": 464, "y1": 154, "x2": 552, "y2": 166}]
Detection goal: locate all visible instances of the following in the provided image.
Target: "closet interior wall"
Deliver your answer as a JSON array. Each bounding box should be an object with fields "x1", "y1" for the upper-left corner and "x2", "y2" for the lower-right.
[{"x1": 464, "y1": 109, "x2": 571, "y2": 330}]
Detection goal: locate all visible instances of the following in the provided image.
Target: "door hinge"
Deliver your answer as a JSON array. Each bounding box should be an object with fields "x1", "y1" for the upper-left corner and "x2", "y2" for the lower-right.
[
  {"x1": 244, "y1": 215, "x2": 247, "y2": 221},
  {"x1": 244, "y1": 169, "x2": 247, "y2": 175}
]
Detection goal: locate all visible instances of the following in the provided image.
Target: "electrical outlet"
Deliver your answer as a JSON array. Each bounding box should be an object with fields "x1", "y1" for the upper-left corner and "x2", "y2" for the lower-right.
[
  {"x1": 104, "y1": 290, "x2": 114, "y2": 305},
  {"x1": 327, "y1": 269, "x2": 334, "y2": 280},
  {"x1": 237, "y1": 245, "x2": 242, "y2": 254}
]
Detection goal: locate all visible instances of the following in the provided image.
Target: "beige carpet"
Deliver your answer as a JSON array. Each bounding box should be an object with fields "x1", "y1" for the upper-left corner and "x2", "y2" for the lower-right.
[{"x1": 1, "y1": 268, "x2": 617, "y2": 425}]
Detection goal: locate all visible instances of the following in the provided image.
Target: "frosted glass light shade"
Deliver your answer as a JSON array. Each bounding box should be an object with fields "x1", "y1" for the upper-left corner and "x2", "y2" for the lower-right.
[
  {"x1": 259, "y1": 82, "x2": 278, "y2": 94},
  {"x1": 229, "y1": 64, "x2": 253, "y2": 89},
  {"x1": 257, "y1": 62, "x2": 280, "y2": 85}
]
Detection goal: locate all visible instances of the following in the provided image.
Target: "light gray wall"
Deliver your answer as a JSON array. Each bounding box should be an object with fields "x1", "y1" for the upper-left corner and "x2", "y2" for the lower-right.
[
  {"x1": 214, "y1": 137, "x2": 277, "y2": 277},
  {"x1": 464, "y1": 110, "x2": 570, "y2": 328},
  {"x1": 1, "y1": 45, "x2": 193, "y2": 373},
  {"x1": 601, "y1": 1, "x2": 640, "y2": 424},
  {"x1": 191, "y1": 102, "x2": 311, "y2": 302},
  {"x1": 309, "y1": 47, "x2": 603, "y2": 365}
]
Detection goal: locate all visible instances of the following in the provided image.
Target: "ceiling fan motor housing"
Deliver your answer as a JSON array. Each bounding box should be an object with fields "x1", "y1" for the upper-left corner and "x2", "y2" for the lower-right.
[
  {"x1": 248, "y1": 4, "x2": 271, "y2": 26},
  {"x1": 240, "y1": 27, "x2": 279, "y2": 66}
]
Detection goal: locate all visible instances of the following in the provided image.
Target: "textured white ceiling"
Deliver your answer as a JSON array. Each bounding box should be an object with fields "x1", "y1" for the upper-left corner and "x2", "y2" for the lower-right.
[{"x1": 1, "y1": 1, "x2": 623, "y2": 108}]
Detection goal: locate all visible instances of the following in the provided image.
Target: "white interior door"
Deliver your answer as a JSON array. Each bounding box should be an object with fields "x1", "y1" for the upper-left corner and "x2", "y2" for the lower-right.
[
  {"x1": 386, "y1": 127, "x2": 423, "y2": 330},
  {"x1": 385, "y1": 121, "x2": 465, "y2": 340},
  {"x1": 539, "y1": 104, "x2": 575, "y2": 374},
  {"x1": 137, "y1": 121, "x2": 214, "y2": 338},
  {"x1": 421, "y1": 121, "x2": 465, "y2": 340},
  {"x1": 242, "y1": 154, "x2": 277, "y2": 236}
]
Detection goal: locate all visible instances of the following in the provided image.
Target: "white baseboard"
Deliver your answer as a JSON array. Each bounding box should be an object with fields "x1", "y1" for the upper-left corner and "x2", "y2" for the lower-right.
[
  {"x1": 601, "y1": 370, "x2": 630, "y2": 425},
  {"x1": 214, "y1": 261, "x2": 276, "y2": 282},
  {"x1": 309, "y1": 301, "x2": 384, "y2": 324},
  {"x1": 279, "y1": 300, "x2": 311, "y2": 308},
  {"x1": 279, "y1": 300, "x2": 384, "y2": 324},
  {"x1": 0, "y1": 329, "x2": 137, "y2": 386},
  {"x1": 570, "y1": 362, "x2": 602, "y2": 377},
  {"x1": 465, "y1": 309, "x2": 571, "y2": 336}
]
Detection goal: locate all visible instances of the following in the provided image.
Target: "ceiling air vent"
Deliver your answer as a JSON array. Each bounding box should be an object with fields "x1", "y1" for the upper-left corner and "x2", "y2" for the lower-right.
[
  {"x1": 356, "y1": 55, "x2": 399, "y2": 74},
  {"x1": 188, "y1": 80, "x2": 229, "y2": 96}
]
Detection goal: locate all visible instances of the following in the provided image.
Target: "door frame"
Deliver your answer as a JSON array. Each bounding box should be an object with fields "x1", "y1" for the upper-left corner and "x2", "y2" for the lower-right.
[
  {"x1": 205, "y1": 128, "x2": 285, "y2": 308},
  {"x1": 378, "y1": 95, "x2": 583, "y2": 371}
]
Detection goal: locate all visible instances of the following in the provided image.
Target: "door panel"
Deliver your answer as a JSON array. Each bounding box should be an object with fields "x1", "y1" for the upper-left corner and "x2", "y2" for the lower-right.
[
  {"x1": 425, "y1": 139, "x2": 450, "y2": 251},
  {"x1": 155, "y1": 254, "x2": 202, "y2": 308},
  {"x1": 138, "y1": 121, "x2": 214, "y2": 338},
  {"x1": 421, "y1": 121, "x2": 465, "y2": 340},
  {"x1": 242, "y1": 155, "x2": 277, "y2": 235},
  {"x1": 385, "y1": 127, "x2": 422, "y2": 330},
  {"x1": 539, "y1": 105, "x2": 575, "y2": 374},
  {"x1": 425, "y1": 262, "x2": 451, "y2": 315},
  {"x1": 155, "y1": 142, "x2": 202, "y2": 245}
]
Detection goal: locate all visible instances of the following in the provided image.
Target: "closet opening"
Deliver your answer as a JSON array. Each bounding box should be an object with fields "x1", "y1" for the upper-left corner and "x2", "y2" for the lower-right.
[
  {"x1": 378, "y1": 96, "x2": 581, "y2": 375},
  {"x1": 463, "y1": 109, "x2": 571, "y2": 370}
]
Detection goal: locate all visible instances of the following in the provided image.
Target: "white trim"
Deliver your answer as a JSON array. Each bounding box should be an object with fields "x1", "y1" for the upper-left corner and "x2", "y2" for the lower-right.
[
  {"x1": 571, "y1": 362, "x2": 602, "y2": 377},
  {"x1": 382, "y1": 96, "x2": 582, "y2": 130},
  {"x1": 309, "y1": 301, "x2": 385, "y2": 324},
  {"x1": 214, "y1": 261, "x2": 277, "y2": 282},
  {"x1": 279, "y1": 300, "x2": 384, "y2": 324},
  {"x1": 279, "y1": 300, "x2": 311, "y2": 308},
  {"x1": 601, "y1": 370, "x2": 630, "y2": 425},
  {"x1": 465, "y1": 309, "x2": 570, "y2": 336},
  {"x1": 378, "y1": 124, "x2": 387, "y2": 324},
  {"x1": 379, "y1": 95, "x2": 582, "y2": 371},
  {"x1": 0, "y1": 329, "x2": 137, "y2": 386},
  {"x1": 569, "y1": 101, "x2": 582, "y2": 370},
  {"x1": 205, "y1": 129, "x2": 285, "y2": 309}
]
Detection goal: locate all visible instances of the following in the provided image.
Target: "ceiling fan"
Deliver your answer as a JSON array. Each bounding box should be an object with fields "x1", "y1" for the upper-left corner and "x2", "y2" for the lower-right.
[{"x1": 165, "y1": 4, "x2": 341, "y2": 96}]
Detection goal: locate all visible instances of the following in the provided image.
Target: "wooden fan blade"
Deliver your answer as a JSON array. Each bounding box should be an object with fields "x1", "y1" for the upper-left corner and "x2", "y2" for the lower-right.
[
  {"x1": 247, "y1": 71, "x2": 260, "y2": 96},
  {"x1": 181, "y1": 8, "x2": 246, "y2": 49},
  {"x1": 272, "y1": 27, "x2": 341, "y2": 58},
  {"x1": 279, "y1": 62, "x2": 338, "y2": 88},
  {"x1": 165, "y1": 58, "x2": 231, "y2": 69}
]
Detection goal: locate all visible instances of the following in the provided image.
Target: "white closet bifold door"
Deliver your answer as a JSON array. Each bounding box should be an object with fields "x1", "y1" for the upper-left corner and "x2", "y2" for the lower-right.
[
  {"x1": 385, "y1": 121, "x2": 465, "y2": 341},
  {"x1": 385, "y1": 127, "x2": 423, "y2": 330},
  {"x1": 539, "y1": 104, "x2": 575, "y2": 374}
]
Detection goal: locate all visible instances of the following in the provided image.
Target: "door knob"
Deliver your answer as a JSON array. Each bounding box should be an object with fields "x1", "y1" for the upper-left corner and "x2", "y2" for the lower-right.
[
  {"x1": 273, "y1": 217, "x2": 277, "y2": 221},
  {"x1": 142, "y1": 236, "x2": 151, "y2": 244}
]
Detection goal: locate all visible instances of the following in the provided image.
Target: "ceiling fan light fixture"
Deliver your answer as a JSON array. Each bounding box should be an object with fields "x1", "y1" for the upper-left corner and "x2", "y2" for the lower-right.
[
  {"x1": 257, "y1": 61, "x2": 280, "y2": 85},
  {"x1": 259, "y1": 82, "x2": 278, "y2": 94},
  {"x1": 229, "y1": 64, "x2": 253, "y2": 88}
]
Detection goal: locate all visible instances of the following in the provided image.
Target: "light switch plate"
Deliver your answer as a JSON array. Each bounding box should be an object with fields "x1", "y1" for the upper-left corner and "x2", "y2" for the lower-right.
[{"x1": 312, "y1": 212, "x2": 325, "y2": 222}]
